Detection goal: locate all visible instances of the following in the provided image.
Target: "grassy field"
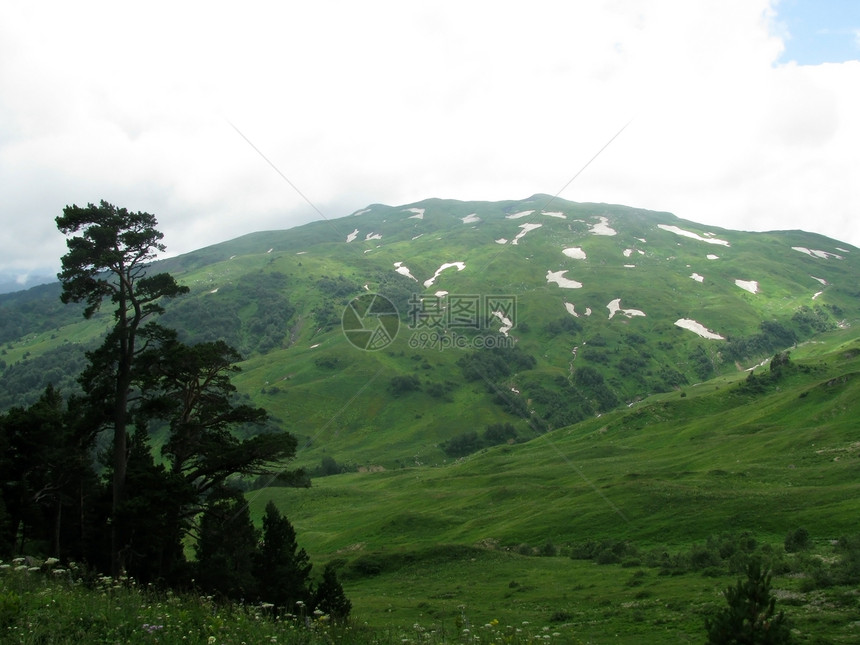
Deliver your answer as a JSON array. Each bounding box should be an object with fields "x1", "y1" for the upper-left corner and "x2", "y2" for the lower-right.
[{"x1": 240, "y1": 327, "x2": 860, "y2": 643}]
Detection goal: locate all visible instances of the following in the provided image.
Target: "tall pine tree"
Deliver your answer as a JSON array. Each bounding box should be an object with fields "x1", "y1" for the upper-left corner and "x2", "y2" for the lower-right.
[
  {"x1": 705, "y1": 559, "x2": 792, "y2": 644},
  {"x1": 253, "y1": 501, "x2": 312, "y2": 612}
]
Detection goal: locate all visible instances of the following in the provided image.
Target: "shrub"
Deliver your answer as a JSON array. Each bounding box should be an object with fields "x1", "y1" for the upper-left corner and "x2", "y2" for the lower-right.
[
  {"x1": 784, "y1": 527, "x2": 810, "y2": 553},
  {"x1": 704, "y1": 560, "x2": 792, "y2": 644}
]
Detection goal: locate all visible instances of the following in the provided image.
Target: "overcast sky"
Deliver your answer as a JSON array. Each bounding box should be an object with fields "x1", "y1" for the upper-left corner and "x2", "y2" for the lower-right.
[{"x1": 1, "y1": 0, "x2": 859, "y2": 282}]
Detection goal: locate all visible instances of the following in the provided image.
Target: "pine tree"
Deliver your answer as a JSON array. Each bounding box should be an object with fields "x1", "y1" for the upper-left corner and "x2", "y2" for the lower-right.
[
  {"x1": 705, "y1": 559, "x2": 792, "y2": 644},
  {"x1": 313, "y1": 563, "x2": 352, "y2": 623},
  {"x1": 253, "y1": 501, "x2": 312, "y2": 612},
  {"x1": 195, "y1": 493, "x2": 259, "y2": 600}
]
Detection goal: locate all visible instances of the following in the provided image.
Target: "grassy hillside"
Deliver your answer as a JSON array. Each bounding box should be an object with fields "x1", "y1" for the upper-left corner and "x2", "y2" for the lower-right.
[
  {"x1": 2, "y1": 196, "x2": 860, "y2": 641},
  {"x1": 4, "y1": 196, "x2": 857, "y2": 471},
  {"x1": 247, "y1": 327, "x2": 860, "y2": 642}
]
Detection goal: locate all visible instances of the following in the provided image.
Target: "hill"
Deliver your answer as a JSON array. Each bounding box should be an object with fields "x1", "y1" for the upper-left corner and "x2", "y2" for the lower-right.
[
  {"x1": 2, "y1": 195, "x2": 860, "y2": 641},
  {"x1": 1, "y1": 195, "x2": 857, "y2": 471}
]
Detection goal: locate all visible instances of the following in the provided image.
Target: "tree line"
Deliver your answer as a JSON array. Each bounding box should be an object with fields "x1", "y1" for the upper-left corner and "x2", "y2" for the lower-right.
[{"x1": 0, "y1": 201, "x2": 349, "y2": 619}]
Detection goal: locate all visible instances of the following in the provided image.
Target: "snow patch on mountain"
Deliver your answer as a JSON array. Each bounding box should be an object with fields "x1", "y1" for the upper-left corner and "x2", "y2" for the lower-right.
[
  {"x1": 461, "y1": 213, "x2": 480, "y2": 224},
  {"x1": 512, "y1": 223, "x2": 542, "y2": 245},
  {"x1": 411, "y1": 233, "x2": 423, "y2": 241},
  {"x1": 495, "y1": 238, "x2": 508, "y2": 245},
  {"x1": 352, "y1": 208, "x2": 371, "y2": 217},
  {"x1": 365, "y1": 232, "x2": 382, "y2": 241},
  {"x1": 562, "y1": 247, "x2": 587, "y2": 259},
  {"x1": 424, "y1": 262, "x2": 466, "y2": 288},
  {"x1": 658, "y1": 224, "x2": 730, "y2": 246},
  {"x1": 675, "y1": 319, "x2": 724, "y2": 340},
  {"x1": 792, "y1": 247, "x2": 843, "y2": 260},
  {"x1": 542, "y1": 211, "x2": 566, "y2": 219},
  {"x1": 707, "y1": 254, "x2": 719, "y2": 260},
  {"x1": 735, "y1": 279, "x2": 759, "y2": 294},
  {"x1": 546, "y1": 270, "x2": 582, "y2": 289},
  {"x1": 393, "y1": 262, "x2": 418, "y2": 281},
  {"x1": 404, "y1": 207, "x2": 425, "y2": 219},
  {"x1": 690, "y1": 273, "x2": 704, "y2": 283},
  {"x1": 813, "y1": 291, "x2": 823, "y2": 300},
  {"x1": 607, "y1": 299, "x2": 645, "y2": 319},
  {"x1": 506, "y1": 210, "x2": 535, "y2": 219},
  {"x1": 564, "y1": 302, "x2": 579, "y2": 317},
  {"x1": 590, "y1": 216, "x2": 617, "y2": 236},
  {"x1": 491, "y1": 310, "x2": 514, "y2": 336},
  {"x1": 811, "y1": 276, "x2": 828, "y2": 285},
  {"x1": 434, "y1": 290, "x2": 448, "y2": 297},
  {"x1": 346, "y1": 229, "x2": 359, "y2": 243}
]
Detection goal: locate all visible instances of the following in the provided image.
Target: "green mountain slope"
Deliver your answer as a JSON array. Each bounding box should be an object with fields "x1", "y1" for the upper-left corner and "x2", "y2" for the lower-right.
[
  {"x1": 3, "y1": 195, "x2": 860, "y2": 640},
  {"x1": 1, "y1": 196, "x2": 858, "y2": 472}
]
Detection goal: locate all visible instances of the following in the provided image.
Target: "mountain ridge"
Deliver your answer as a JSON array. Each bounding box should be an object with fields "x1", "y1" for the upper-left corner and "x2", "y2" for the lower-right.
[{"x1": 1, "y1": 195, "x2": 858, "y2": 470}]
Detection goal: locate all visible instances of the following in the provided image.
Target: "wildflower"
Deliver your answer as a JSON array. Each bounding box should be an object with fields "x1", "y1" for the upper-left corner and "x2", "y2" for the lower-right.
[
  {"x1": 142, "y1": 624, "x2": 164, "y2": 634},
  {"x1": 43, "y1": 557, "x2": 60, "y2": 567},
  {"x1": 208, "y1": 637, "x2": 216, "y2": 644},
  {"x1": 12, "y1": 557, "x2": 24, "y2": 565}
]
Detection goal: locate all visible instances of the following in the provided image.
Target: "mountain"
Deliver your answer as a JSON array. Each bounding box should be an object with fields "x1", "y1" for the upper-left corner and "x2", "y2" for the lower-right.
[
  {"x1": 0, "y1": 271, "x2": 57, "y2": 295},
  {"x1": 1, "y1": 195, "x2": 858, "y2": 470},
  {"x1": 3, "y1": 195, "x2": 860, "y2": 640}
]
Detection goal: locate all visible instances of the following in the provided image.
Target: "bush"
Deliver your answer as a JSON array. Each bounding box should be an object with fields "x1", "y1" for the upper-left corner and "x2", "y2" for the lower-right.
[
  {"x1": 784, "y1": 527, "x2": 810, "y2": 553},
  {"x1": 389, "y1": 375, "x2": 421, "y2": 396},
  {"x1": 704, "y1": 560, "x2": 792, "y2": 644}
]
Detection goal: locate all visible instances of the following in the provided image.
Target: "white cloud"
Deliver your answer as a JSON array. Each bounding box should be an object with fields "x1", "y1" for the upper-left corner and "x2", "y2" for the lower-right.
[{"x1": 1, "y1": 0, "x2": 859, "y2": 276}]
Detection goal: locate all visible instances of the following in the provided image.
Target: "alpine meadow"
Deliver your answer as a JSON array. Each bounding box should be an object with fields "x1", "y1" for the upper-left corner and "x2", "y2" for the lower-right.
[{"x1": 2, "y1": 195, "x2": 860, "y2": 644}]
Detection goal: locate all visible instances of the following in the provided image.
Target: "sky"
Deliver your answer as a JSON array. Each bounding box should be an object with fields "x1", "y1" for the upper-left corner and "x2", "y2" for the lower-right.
[{"x1": 1, "y1": 0, "x2": 859, "y2": 284}]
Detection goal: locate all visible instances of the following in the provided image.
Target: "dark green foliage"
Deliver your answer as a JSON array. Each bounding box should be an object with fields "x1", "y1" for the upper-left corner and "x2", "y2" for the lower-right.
[
  {"x1": 424, "y1": 381, "x2": 452, "y2": 400},
  {"x1": 314, "y1": 355, "x2": 340, "y2": 369},
  {"x1": 56, "y1": 200, "x2": 189, "y2": 575},
  {"x1": 0, "y1": 344, "x2": 88, "y2": 410},
  {"x1": 573, "y1": 366, "x2": 618, "y2": 412},
  {"x1": 253, "y1": 501, "x2": 312, "y2": 611},
  {"x1": 791, "y1": 305, "x2": 834, "y2": 335},
  {"x1": 161, "y1": 272, "x2": 294, "y2": 354},
  {"x1": 0, "y1": 283, "x2": 82, "y2": 345},
  {"x1": 483, "y1": 423, "x2": 517, "y2": 445},
  {"x1": 690, "y1": 345, "x2": 716, "y2": 380},
  {"x1": 319, "y1": 455, "x2": 342, "y2": 476},
  {"x1": 657, "y1": 365, "x2": 688, "y2": 391},
  {"x1": 0, "y1": 386, "x2": 97, "y2": 559},
  {"x1": 724, "y1": 320, "x2": 798, "y2": 363},
  {"x1": 195, "y1": 493, "x2": 260, "y2": 600},
  {"x1": 389, "y1": 375, "x2": 421, "y2": 396},
  {"x1": 441, "y1": 423, "x2": 521, "y2": 457},
  {"x1": 139, "y1": 336, "x2": 296, "y2": 503},
  {"x1": 313, "y1": 563, "x2": 352, "y2": 622},
  {"x1": 544, "y1": 317, "x2": 582, "y2": 336},
  {"x1": 833, "y1": 535, "x2": 860, "y2": 585},
  {"x1": 441, "y1": 431, "x2": 482, "y2": 458},
  {"x1": 580, "y1": 347, "x2": 609, "y2": 364},
  {"x1": 704, "y1": 560, "x2": 792, "y2": 644},
  {"x1": 784, "y1": 528, "x2": 810, "y2": 553},
  {"x1": 315, "y1": 275, "x2": 360, "y2": 298},
  {"x1": 457, "y1": 346, "x2": 536, "y2": 383},
  {"x1": 374, "y1": 271, "x2": 418, "y2": 319},
  {"x1": 118, "y1": 430, "x2": 191, "y2": 585},
  {"x1": 526, "y1": 383, "x2": 590, "y2": 428}
]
